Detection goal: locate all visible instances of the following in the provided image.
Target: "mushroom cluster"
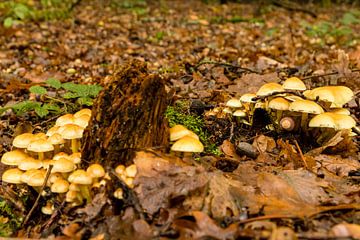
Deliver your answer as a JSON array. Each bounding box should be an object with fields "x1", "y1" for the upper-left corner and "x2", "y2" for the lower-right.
[
  {"x1": 169, "y1": 125, "x2": 204, "y2": 155},
  {"x1": 205, "y1": 77, "x2": 357, "y2": 142},
  {"x1": 0, "y1": 108, "x2": 110, "y2": 213}
]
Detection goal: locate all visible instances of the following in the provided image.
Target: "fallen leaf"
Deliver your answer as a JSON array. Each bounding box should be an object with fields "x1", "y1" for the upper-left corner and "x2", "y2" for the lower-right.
[
  {"x1": 314, "y1": 155, "x2": 360, "y2": 177},
  {"x1": 220, "y1": 139, "x2": 242, "y2": 160},
  {"x1": 253, "y1": 135, "x2": 276, "y2": 153}
]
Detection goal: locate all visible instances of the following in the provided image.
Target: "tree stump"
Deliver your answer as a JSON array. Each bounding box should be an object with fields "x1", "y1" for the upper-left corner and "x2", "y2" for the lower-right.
[{"x1": 81, "y1": 60, "x2": 169, "y2": 167}]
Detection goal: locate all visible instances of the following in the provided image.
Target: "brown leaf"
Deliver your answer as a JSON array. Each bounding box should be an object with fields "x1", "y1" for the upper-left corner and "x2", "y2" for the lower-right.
[
  {"x1": 173, "y1": 211, "x2": 237, "y2": 240},
  {"x1": 253, "y1": 135, "x2": 276, "y2": 153},
  {"x1": 76, "y1": 192, "x2": 108, "y2": 222},
  {"x1": 134, "y1": 151, "x2": 209, "y2": 215},
  {"x1": 220, "y1": 140, "x2": 242, "y2": 160},
  {"x1": 314, "y1": 155, "x2": 360, "y2": 177}
]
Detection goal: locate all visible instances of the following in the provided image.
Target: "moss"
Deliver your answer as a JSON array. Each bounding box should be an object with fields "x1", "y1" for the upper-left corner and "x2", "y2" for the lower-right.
[
  {"x1": 0, "y1": 199, "x2": 22, "y2": 237},
  {"x1": 165, "y1": 101, "x2": 221, "y2": 156}
]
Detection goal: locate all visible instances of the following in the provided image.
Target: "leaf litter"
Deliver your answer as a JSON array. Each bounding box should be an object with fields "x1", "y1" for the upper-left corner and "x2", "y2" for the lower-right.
[{"x1": 0, "y1": 0, "x2": 360, "y2": 239}]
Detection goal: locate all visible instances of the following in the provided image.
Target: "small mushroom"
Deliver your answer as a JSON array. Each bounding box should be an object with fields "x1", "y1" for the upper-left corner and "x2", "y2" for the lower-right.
[
  {"x1": 68, "y1": 170, "x2": 93, "y2": 203},
  {"x1": 27, "y1": 139, "x2": 54, "y2": 161},
  {"x1": 282, "y1": 77, "x2": 306, "y2": 91},
  {"x1": 2, "y1": 168, "x2": 24, "y2": 184},
  {"x1": 1, "y1": 150, "x2": 28, "y2": 166},
  {"x1": 169, "y1": 125, "x2": 199, "y2": 141},
  {"x1": 12, "y1": 133, "x2": 35, "y2": 151},
  {"x1": 58, "y1": 124, "x2": 84, "y2": 153},
  {"x1": 268, "y1": 97, "x2": 290, "y2": 124},
  {"x1": 289, "y1": 99, "x2": 324, "y2": 131},
  {"x1": 171, "y1": 136, "x2": 204, "y2": 157}
]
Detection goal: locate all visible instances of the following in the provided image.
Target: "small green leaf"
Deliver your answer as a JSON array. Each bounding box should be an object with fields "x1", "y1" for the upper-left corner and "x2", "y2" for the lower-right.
[
  {"x1": 34, "y1": 105, "x2": 49, "y2": 118},
  {"x1": 87, "y1": 84, "x2": 103, "y2": 97},
  {"x1": 46, "y1": 78, "x2": 62, "y2": 89},
  {"x1": 29, "y1": 86, "x2": 47, "y2": 95},
  {"x1": 42, "y1": 103, "x2": 61, "y2": 112},
  {"x1": 10, "y1": 101, "x2": 41, "y2": 115},
  {"x1": 77, "y1": 97, "x2": 94, "y2": 106},
  {"x1": 14, "y1": 3, "x2": 30, "y2": 20},
  {"x1": 62, "y1": 92, "x2": 80, "y2": 99},
  {"x1": 3, "y1": 17, "x2": 13, "y2": 28}
]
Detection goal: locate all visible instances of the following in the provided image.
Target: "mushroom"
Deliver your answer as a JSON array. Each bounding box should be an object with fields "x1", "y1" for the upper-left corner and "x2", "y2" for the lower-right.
[
  {"x1": 48, "y1": 133, "x2": 65, "y2": 154},
  {"x1": 22, "y1": 169, "x2": 47, "y2": 192},
  {"x1": 171, "y1": 136, "x2": 204, "y2": 157},
  {"x1": 268, "y1": 97, "x2": 290, "y2": 124},
  {"x1": 225, "y1": 98, "x2": 242, "y2": 110},
  {"x1": 41, "y1": 201, "x2": 54, "y2": 215},
  {"x1": 330, "y1": 108, "x2": 350, "y2": 115},
  {"x1": 282, "y1": 77, "x2": 306, "y2": 91},
  {"x1": 68, "y1": 170, "x2": 93, "y2": 203},
  {"x1": 86, "y1": 163, "x2": 105, "y2": 188},
  {"x1": 51, "y1": 178, "x2": 70, "y2": 194},
  {"x1": 232, "y1": 110, "x2": 247, "y2": 125},
  {"x1": 46, "y1": 126, "x2": 60, "y2": 137},
  {"x1": 74, "y1": 108, "x2": 91, "y2": 118},
  {"x1": 18, "y1": 157, "x2": 42, "y2": 171},
  {"x1": 74, "y1": 114, "x2": 91, "y2": 128},
  {"x1": 308, "y1": 113, "x2": 337, "y2": 143},
  {"x1": 12, "y1": 133, "x2": 35, "y2": 152},
  {"x1": 1, "y1": 150, "x2": 28, "y2": 166},
  {"x1": 58, "y1": 124, "x2": 84, "y2": 153},
  {"x1": 169, "y1": 125, "x2": 199, "y2": 142},
  {"x1": 280, "y1": 117, "x2": 296, "y2": 131},
  {"x1": 55, "y1": 114, "x2": 75, "y2": 127},
  {"x1": 304, "y1": 86, "x2": 354, "y2": 108},
  {"x1": 2, "y1": 168, "x2": 24, "y2": 184},
  {"x1": 52, "y1": 157, "x2": 75, "y2": 179},
  {"x1": 256, "y1": 83, "x2": 285, "y2": 96},
  {"x1": 288, "y1": 99, "x2": 324, "y2": 131},
  {"x1": 125, "y1": 164, "x2": 137, "y2": 178},
  {"x1": 27, "y1": 139, "x2": 54, "y2": 161},
  {"x1": 114, "y1": 188, "x2": 124, "y2": 199},
  {"x1": 240, "y1": 93, "x2": 257, "y2": 113}
]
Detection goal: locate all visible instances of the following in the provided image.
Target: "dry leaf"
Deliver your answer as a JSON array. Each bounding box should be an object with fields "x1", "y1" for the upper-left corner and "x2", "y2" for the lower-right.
[
  {"x1": 220, "y1": 140, "x2": 242, "y2": 160},
  {"x1": 314, "y1": 155, "x2": 360, "y2": 177},
  {"x1": 253, "y1": 135, "x2": 276, "y2": 153}
]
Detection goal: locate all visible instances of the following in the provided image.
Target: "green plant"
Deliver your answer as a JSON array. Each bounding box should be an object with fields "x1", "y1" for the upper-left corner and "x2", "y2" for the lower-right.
[
  {"x1": 0, "y1": 78, "x2": 102, "y2": 118},
  {"x1": 0, "y1": 199, "x2": 22, "y2": 237},
  {"x1": 0, "y1": 0, "x2": 78, "y2": 27},
  {"x1": 110, "y1": 0, "x2": 148, "y2": 16},
  {"x1": 165, "y1": 101, "x2": 222, "y2": 155}
]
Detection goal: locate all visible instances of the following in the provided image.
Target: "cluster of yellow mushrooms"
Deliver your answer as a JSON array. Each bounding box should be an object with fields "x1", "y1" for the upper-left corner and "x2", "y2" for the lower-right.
[
  {"x1": 0, "y1": 108, "x2": 136, "y2": 215},
  {"x1": 206, "y1": 77, "x2": 357, "y2": 143},
  {"x1": 169, "y1": 124, "x2": 204, "y2": 154}
]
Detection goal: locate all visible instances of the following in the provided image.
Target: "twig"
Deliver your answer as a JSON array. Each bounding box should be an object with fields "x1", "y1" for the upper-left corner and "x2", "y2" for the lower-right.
[
  {"x1": 293, "y1": 139, "x2": 309, "y2": 170},
  {"x1": 193, "y1": 61, "x2": 260, "y2": 74},
  {"x1": 302, "y1": 69, "x2": 360, "y2": 80},
  {"x1": 22, "y1": 165, "x2": 53, "y2": 226}
]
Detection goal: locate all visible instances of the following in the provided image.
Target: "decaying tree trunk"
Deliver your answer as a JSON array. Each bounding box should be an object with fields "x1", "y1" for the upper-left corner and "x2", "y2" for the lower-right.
[{"x1": 82, "y1": 60, "x2": 169, "y2": 166}]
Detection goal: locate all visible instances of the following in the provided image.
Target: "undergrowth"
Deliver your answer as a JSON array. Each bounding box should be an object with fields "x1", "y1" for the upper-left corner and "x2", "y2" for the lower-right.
[
  {"x1": 165, "y1": 101, "x2": 221, "y2": 156},
  {"x1": 0, "y1": 199, "x2": 22, "y2": 237}
]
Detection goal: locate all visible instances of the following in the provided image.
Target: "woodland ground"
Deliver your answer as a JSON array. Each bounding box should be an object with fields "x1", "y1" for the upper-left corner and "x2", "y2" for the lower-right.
[{"x1": 0, "y1": 0, "x2": 360, "y2": 239}]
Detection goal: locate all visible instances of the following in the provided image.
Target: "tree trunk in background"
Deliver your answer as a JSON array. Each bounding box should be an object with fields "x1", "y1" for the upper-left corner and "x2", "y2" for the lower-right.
[{"x1": 82, "y1": 60, "x2": 169, "y2": 167}]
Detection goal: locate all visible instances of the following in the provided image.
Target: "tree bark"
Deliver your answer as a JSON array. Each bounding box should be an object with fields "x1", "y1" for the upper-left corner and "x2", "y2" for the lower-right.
[{"x1": 82, "y1": 60, "x2": 169, "y2": 167}]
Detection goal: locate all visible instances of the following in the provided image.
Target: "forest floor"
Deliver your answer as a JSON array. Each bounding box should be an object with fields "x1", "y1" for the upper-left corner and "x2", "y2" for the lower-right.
[{"x1": 0, "y1": 0, "x2": 360, "y2": 239}]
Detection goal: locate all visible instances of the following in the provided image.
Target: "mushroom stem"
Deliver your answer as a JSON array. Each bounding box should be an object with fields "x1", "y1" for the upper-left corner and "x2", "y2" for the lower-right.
[
  {"x1": 38, "y1": 152, "x2": 44, "y2": 161},
  {"x1": 54, "y1": 145, "x2": 61, "y2": 154},
  {"x1": 280, "y1": 117, "x2": 295, "y2": 131},
  {"x1": 71, "y1": 139, "x2": 79, "y2": 153},
  {"x1": 79, "y1": 185, "x2": 91, "y2": 203},
  {"x1": 300, "y1": 112, "x2": 308, "y2": 131},
  {"x1": 275, "y1": 110, "x2": 283, "y2": 124}
]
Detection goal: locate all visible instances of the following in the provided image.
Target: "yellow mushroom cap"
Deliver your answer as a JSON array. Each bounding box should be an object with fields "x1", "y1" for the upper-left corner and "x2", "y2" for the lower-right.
[
  {"x1": 309, "y1": 113, "x2": 337, "y2": 128},
  {"x1": 69, "y1": 183, "x2": 80, "y2": 192},
  {"x1": 233, "y1": 110, "x2": 247, "y2": 117},
  {"x1": 66, "y1": 190, "x2": 79, "y2": 202},
  {"x1": 289, "y1": 100, "x2": 324, "y2": 114},
  {"x1": 330, "y1": 108, "x2": 351, "y2": 116},
  {"x1": 1, "y1": 150, "x2": 28, "y2": 166},
  {"x1": 49, "y1": 172, "x2": 64, "y2": 185},
  {"x1": 284, "y1": 95, "x2": 304, "y2": 102},
  {"x1": 222, "y1": 107, "x2": 232, "y2": 114},
  {"x1": 256, "y1": 83, "x2": 284, "y2": 96},
  {"x1": 13, "y1": 133, "x2": 35, "y2": 149},
  {"x1": 125, "y1": 164, "x2": 137, "y2": 178},
  {"x1": 41, "y1": 202, "x2": 54, "y2": 215},
  {"x1": 268, "y1": 97, "x2": 290, "y2": 111},
  {"x1": 329, "y1": 113, "x2": 356, "y2": 130},
  {"x1": 2, "y1": 168, "x2": 24, "y2": 184},
  {"x1": 169, "y1": 125, "x2": 199, "y2": 141},
  {"x1": 33, "y1": 132, "x2": 48, "y2": 140},
  {"x1": 305, "y1": 86, "x2": 354, "y2": 108},
  {"x1": 114, "y1": 188, "x2": 124, "y2": 199},
  {"x1": 18, "y1": 157, "x2": 43, "y2": 170},
  {"x1": 282, "y1": 77, "x2": 306, "y2": 91},
  {"x1": 21, "y1": 169, "x2": 41, "y2": 183},
  {"x1": 55, "y1": 114, "x2": 75, "y2": 127},
  {"x1": 74, "y1": 108, "x2": 92, "y2": 118},
  {"x1": 26, "y1": 169, "x2": 46, "y2": 186},
  {"x1": 115, "y1": 165, "x2": 126, "y2": 176},
  {"x1": 225, "y1": 98, "x2": 242, "y2": 108},
  {"x1": 68, "y1": 170, "x2": 92, "y2": 185},
  {"x1": 240, "y1": 93, "x2": 257, "y2": 103},
  {"x1": 51, "y1": 178, "x2": 70, "y2": 193},
  {"x1": 27, "y1": 139, "x2": 54, "y2": 153},
  {"x1": 53, "y1": 152, "x2": 69, "y2": 161},
  {"x1": 87, "y1": 164, "x2": 105, "y2": 178},
  {"x1": 52, "y1": 158, "x2": 75, "y2": 173},
  {"x1": 48, "y1": 133, "x2": 65, "y2": 145},
  {"x1": 74, "y1": 114, "x2": 90, "y2": 128},
  {"x1": 46, "y1": 126, "x2": 60, "y2": 137},
  {"x1": 69, "y1": 152, "x2": 82, "y2": 164},
  {"x1": 42, "y1": 159, "x2": 55, "y2": 169},
  {"x1": 59, "y1": 124, "x2": 84, "y2": 140},
  {"x1": 171, "y1": 136, "x2": 204, "y2": 153}
]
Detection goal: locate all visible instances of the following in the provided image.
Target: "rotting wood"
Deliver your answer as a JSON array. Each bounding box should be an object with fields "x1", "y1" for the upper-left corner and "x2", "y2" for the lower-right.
[{"x1": 82, "y1": 60, "x2": 169, "y2": 167}]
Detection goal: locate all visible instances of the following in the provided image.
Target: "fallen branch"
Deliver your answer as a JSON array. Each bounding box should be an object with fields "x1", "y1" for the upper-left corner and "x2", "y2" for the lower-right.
[{"x1": 193, "y1": 61, "x2": 260, "y2": 74}]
